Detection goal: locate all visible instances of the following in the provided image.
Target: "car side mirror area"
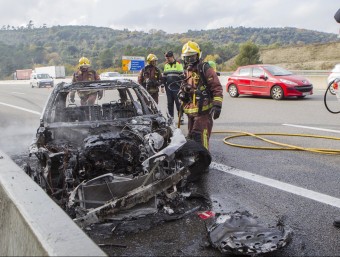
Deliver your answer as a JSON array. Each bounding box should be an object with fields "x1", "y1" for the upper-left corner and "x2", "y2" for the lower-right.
[{"x1": 259, "y1": 75, "x2": 267, "y2": 80}]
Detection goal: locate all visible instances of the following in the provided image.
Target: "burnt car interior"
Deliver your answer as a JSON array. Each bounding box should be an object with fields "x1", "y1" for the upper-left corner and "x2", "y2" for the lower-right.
[{"x1": 49, "y1": 82, "x2": 156, "y2": 123}]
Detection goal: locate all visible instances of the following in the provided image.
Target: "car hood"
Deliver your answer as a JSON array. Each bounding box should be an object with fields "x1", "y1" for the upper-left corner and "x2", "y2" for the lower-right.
[
  {"x1": 276, "y1": 75, "x2": 311, "y2": 85},
  {"x1": 38, "y1": 78, "x2": 53, "y2": 82},
  {"x1": 101, "y1": 77, "x2": 123, "y2": 81}
]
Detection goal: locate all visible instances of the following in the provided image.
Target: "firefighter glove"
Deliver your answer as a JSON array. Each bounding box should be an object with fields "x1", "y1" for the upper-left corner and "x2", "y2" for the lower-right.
[
  {"x1": 210, "y1": 105, "x2": 221, "y2": 120},
  {"x1": 178, "y1": 91, "x2": 189, "y2": 103}
]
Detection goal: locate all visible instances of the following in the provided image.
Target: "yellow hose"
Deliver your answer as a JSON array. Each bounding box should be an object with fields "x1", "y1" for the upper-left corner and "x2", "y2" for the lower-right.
[{"x1": 212, "y1": 131, "x2": 340, "y2": 155}]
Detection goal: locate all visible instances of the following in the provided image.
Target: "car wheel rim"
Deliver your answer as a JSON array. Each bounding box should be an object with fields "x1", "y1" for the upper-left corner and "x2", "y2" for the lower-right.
[
  {"x1": 229, "y1": 86, "x2": 237, "y2": 96},
  {"x1": 272, "y1": 87, "x2": 282, "y2": 99}
]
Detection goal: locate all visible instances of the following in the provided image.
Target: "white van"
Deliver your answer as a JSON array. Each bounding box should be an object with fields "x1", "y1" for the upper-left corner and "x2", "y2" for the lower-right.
[{"x1": 30, "y1": 73, "x2": 54, "y2": 88}]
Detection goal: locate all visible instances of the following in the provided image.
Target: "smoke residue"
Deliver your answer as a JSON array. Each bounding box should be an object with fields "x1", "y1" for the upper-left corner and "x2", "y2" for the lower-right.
[{"x1": 0, "y1": 121, "x2": 38, "y2": 157}]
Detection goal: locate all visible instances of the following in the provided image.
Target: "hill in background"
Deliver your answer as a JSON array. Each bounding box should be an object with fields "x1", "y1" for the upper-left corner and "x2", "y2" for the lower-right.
[
  {"x1": 0, "y1": 25, "x2": 338, "y2": 78},
  {"x1": 259, "y1": 41, "x2": 340, "y2": 70}
]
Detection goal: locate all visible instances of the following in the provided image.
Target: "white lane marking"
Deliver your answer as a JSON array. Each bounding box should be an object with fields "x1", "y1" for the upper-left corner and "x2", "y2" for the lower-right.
[
  {"x1": 211, "y1": 162, "x2": 340, "y2": 209},
  {"x1": 283, "y1": 123, "x2": 340, "y2": 134},
  {"x1": 0, "y1": 102, "x2": 41, "y2": 116},
  {"x1": 11, "y1": 92, "x2": 25, "y2": 95}
]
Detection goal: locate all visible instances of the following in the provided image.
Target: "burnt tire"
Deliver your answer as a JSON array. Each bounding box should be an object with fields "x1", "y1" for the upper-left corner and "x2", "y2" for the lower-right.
[{"x1": 176, "y1": 139, "x2": 211, "y2": 182}]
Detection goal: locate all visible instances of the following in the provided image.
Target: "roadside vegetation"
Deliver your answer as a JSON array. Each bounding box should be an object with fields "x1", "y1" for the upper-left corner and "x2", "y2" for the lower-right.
[{"x1": 0, "y1": 21, "x2": 338, "y2": 79}]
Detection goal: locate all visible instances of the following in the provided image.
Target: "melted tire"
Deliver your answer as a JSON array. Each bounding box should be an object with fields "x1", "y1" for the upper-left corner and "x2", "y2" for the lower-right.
[{"x1": 176, "y1": 139, "x2": 211, "y2": 182}]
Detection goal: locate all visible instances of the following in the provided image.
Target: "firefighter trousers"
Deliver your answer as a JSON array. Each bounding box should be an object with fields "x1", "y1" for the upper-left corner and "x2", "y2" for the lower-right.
[{"x1": 187, "y1": 112, "x2": 213, "y2": 150}]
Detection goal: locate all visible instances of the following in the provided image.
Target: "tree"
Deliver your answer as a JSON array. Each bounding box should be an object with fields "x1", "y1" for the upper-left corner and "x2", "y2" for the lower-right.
[
  {"x1": 233, "y1": 41, "x2": 262, "y2": 68},
  {"x1": 26, "y1": 20, "x2": 34, "y2": 29},
  {"x1": 98, "y1": 48, "x2": 113, "y2": 68}
]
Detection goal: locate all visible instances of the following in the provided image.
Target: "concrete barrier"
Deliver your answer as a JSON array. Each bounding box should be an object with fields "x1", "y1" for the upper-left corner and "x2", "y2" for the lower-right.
[
  {"x1": 0, "y1": 150, "x2": 107, "y2": 256},
  {"x1": 1, "y1": 74, "x2": 328, "y2": 90}
]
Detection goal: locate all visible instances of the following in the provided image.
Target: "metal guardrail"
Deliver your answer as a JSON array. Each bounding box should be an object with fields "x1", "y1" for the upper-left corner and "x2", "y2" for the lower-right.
[
  {"x1": 290, "y1": 70, "x2": 331, "y2": 76},
  {"x1": 220, "y1": 70, "x2": 331, "y2": 76}
]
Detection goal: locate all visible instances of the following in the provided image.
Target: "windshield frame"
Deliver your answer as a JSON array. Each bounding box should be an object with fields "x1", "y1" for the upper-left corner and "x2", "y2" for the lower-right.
[{"x1": 264, "y1": 65, "x2": 293, "y2": 76}]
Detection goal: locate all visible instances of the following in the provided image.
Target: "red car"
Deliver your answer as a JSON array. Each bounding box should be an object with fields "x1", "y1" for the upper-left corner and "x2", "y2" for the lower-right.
[{"x1": 226, "y1": 64, "x2": 313, "y2": 100}]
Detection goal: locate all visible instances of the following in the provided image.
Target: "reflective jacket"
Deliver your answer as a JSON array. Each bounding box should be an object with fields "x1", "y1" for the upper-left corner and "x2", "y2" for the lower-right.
[
  {"x1": 71, "y1": 68, "x2": 100, "y2": 97},
  {"x1": 72, "y1": 68, "x2": 99, "y2": 82},
  {"x1": 138, "y1": 65, "x2": 163, "y2": 93},
  {"x1": 180, "y1": 61, "x2": 223, "y2": 116},
  {"x1": 163, "y1": 61, "x2": 184, "y2": 89}
]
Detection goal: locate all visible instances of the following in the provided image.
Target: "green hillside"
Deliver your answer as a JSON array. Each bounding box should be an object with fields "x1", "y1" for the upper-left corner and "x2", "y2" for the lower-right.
[{"x1": 0, "y1": 25, "x2": 337, "y2": 79}]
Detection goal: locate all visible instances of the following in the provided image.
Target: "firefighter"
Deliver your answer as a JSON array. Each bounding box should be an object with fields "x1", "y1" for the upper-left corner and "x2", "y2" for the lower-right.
[
  {"x1": 178, "y1": 41, "x2": 223, "y2": 151},
  {"x1": 138, "y1": 54, "x2": 164, "y2": 104},
  {"x1": 70, "y1": 57, "x2": 102, "y2": 105},
  {"x1": 162, "y1": 51, "x2": 184, "y2": 124}
]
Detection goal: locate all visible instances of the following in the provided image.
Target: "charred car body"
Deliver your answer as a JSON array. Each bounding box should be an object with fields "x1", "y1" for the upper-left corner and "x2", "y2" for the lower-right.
[
  {"x1": 26, "y1": 79, "x2": 211, "y2": 225},
  {"x1": 24, "y1": 79, "x2": 293, "y2": 255}
]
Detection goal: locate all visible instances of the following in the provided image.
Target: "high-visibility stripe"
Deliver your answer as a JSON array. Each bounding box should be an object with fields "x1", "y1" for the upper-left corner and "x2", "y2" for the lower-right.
[
  {"x1": 183, "y1": 103, "x2": 213, "y2": 114},
  {"x1": 164, "y1": 63, "x2": 183, "y2": 72},
  {"x1": 213, "y1": 96, "x2": 223, "y2": 102},
  {"x1": 164, "y1": 73, "x2": 182, "y2": 77},
  {"x1": 203, "y1": 129, "x2": 208, "y2": 149}
]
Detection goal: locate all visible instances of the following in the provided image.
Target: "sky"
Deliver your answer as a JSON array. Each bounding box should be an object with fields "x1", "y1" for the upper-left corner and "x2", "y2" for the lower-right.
[{"x1": 0, "y1": 0, "x2": 339, "y2": 35}]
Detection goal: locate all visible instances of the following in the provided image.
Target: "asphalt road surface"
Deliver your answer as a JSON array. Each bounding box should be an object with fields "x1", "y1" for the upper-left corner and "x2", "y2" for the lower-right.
[{"x1": 1, "y1": 81, "x2": 340, "y2": 256}]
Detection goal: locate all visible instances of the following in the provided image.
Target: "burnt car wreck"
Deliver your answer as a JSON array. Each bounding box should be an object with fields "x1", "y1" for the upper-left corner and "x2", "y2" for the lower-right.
[
  {"x1": 24, "y1": 79, "x2": 292, "y2": 255},
  {"x1": 25, "y1": 79, "x2": 211, "y2": 225}
]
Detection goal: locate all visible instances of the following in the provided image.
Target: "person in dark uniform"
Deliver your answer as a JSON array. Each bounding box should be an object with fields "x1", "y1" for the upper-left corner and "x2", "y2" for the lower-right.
[
  {"x1": 138, "y1": 54, "x2": 164, "y2": 104},
  {"x1": 70, "y1": 57, "x2": 102, "y2": 105}
]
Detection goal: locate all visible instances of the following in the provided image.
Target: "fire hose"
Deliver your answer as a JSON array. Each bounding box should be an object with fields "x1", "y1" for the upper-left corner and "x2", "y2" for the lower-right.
[
  {"x1": 212, "y1": 131, "x2": 340, "y2": 155},
  {"x1": 212, "y1": 79, "x2": 340, "y2": 154}
]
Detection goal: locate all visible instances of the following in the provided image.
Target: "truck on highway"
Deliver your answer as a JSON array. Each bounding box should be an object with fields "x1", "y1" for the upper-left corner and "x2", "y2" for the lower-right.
[
  {"x1": 14, "y1": 69, "x2": 33, "y2": 80},
  {"x1": 34, "y1": 66, "x2": 66, "y2": 79}
]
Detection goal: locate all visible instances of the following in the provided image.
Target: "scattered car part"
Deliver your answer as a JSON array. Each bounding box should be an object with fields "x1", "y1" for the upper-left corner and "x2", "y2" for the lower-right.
[{"x1": 207, "y1": 211, "x2": 293, "y2": 255}]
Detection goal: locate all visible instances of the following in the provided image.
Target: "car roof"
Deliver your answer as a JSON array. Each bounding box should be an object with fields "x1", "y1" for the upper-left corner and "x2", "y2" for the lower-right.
[
  {"x1": 237, "y1": 64, "x2": 276, "y2": 69},
  {"x1": 57, "y1": 79, "x2": 138, "y2": 92},
  {"x1": 102, "y1": 71, "x2": 120, "y2": 74}
]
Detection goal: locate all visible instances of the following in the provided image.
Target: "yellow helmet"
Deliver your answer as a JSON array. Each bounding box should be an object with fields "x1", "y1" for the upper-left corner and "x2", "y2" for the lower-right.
[
  {"x1": 181, "y1": 41, "x2": 202, "y2": 58},
  {"x1": 79, "y1": 57, "x2": 90, "y2": 67},
  {"x1": 147, "y1": 54, "x2": 158, "y2": 65}
]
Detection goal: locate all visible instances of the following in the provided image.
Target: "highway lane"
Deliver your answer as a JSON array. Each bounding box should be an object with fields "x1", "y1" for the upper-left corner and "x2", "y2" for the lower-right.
[
  {"x1": 1, "y1": 82, "x2": 340, "y2": 256},
  {"x1": 0, "y1": 83, "x2": 51, "y2": 155},
  {"x1": 209, "y1": 91, "x2": 340, "y2": 256}
]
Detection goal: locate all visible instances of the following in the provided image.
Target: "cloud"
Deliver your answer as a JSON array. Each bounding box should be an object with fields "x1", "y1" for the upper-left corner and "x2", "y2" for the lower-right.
[{"x1": 0, "y1": 0, "x2": 338, "y2": 34}]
